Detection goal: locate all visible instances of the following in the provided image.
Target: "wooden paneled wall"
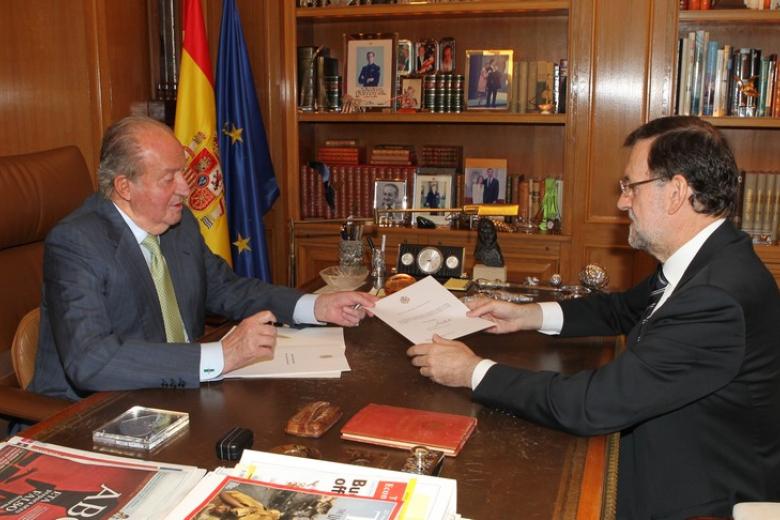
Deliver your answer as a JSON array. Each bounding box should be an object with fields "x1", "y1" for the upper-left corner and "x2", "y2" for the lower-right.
[
  {"x1": 0, "y1": 0, "x2": 151, "y2": 177},
  {"x1": 567, "y1": 0, "x2": 660, "y2": 288}
]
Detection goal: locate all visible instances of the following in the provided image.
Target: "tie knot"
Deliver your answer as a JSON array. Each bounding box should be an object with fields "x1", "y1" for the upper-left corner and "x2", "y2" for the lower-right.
[
  {"x1": 142, "y1": 234, "x2": 162, "y2": 256},
  {"x1": 654, "y1": 264, "x2": 668, "y2": 291}
]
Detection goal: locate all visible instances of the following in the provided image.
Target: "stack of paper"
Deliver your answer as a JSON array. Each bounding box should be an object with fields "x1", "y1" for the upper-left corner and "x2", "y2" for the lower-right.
[{"x1": 224, "y1": 326, "x2": 350, "y2": 379}]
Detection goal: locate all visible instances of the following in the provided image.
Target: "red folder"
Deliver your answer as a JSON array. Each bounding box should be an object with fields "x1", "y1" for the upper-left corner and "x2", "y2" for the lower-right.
[{"x1": 340, "y1": 403, "x2": 477, "y2": 456}]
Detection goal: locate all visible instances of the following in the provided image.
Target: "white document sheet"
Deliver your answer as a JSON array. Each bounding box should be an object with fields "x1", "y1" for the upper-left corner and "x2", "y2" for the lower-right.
[
  {"x1": 371, "y1": 276, "x2": 493, "y2": 344},
  {"x1": 224, "y1": 326, "x2": 349, "y2": 379}
]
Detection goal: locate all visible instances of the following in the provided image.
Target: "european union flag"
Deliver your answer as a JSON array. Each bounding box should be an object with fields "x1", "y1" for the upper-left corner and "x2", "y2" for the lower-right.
[{"x1": 216, "y1": 0, "x2": 279, "y2": 281}]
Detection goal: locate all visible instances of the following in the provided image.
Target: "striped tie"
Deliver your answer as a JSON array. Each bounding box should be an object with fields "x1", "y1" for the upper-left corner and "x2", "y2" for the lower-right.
[
  {"x1": 142, "y1": 235, "x2": 187, "y2": 343},
  {"x1": 636, "y1": 265, "x2": 669, "y2": 343}
]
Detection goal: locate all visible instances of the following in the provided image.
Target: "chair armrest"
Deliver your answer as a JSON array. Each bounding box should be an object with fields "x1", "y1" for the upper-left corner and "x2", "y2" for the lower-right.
[{"x1": 0, "y1": 386, "x2": 72, "y2": 423}]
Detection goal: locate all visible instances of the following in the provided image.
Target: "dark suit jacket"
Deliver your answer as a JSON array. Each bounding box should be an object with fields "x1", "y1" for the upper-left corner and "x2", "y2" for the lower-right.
[
  {"x1": 483, "y1": 177, "x2": 499, "y2": 203},
  {"x1": 474, "y1": 221, "x2": 780, "y2": 519},
  {"x1": 30, "y1": 194, "x2": 303, "y2": 401}
]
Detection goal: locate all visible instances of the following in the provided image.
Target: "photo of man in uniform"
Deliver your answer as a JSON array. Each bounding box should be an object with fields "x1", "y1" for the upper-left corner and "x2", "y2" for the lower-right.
[{"x1": 358, "y1": 50, "x2": 380, "y2": 87}]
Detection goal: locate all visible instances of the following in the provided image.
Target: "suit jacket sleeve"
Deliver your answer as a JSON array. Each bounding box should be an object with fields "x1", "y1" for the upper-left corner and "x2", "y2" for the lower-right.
[{"x1": 473, "y1": 283, "x2": 745, "y2": 436}]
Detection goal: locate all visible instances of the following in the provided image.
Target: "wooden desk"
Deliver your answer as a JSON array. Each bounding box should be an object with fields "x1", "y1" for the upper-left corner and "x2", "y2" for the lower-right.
[{"x1": 25, "y1": 317, "x2": 617, "y2": 519}]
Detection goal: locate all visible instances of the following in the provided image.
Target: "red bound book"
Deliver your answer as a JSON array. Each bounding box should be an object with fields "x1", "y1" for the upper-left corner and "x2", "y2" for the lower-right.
[
  {"x1": 300, "y1": 165, "x2": 310, "y2": 218},
  {"x1": 340, "y1": 403, "x2": 477, "y2": 456}
]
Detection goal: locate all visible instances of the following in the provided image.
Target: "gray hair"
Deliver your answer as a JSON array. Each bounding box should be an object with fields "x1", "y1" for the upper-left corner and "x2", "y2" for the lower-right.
[{"x1": 97, "y1": 115, "x2": 174, "y2": 198}]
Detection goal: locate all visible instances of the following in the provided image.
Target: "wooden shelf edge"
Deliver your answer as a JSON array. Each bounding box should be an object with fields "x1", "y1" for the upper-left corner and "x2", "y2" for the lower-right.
[
  {"x1": 679, "y1": 8, "x2": 780, "y2": 23},
  {"x1": 297, "y1": 1, "x2": 569, "y2": 20},
  {"x1": 298, "y1": 111, "x2": 567, "y2": 125},
  {"x1": 699, "y1": 116, "x2": 780, "y2": 129},
  {"x1": 293, "y1": 220, "x2": 573, "y2": 242}
]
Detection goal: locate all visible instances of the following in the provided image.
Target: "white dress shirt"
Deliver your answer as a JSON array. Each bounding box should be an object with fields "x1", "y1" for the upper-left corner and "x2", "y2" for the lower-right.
[{"x1": 470, "y1": 219, "x2": 726, "y2": 390}]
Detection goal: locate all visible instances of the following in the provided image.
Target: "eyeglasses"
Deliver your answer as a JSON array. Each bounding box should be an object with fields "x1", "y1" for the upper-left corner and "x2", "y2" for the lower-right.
[{"x1": 619, "y1": 176, "x2": 664, "y2": 196}]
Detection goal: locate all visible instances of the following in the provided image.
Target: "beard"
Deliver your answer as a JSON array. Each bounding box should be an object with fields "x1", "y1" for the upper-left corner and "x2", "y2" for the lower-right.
[
  {"x1": 628, "y1": 224, "x2": 650, "y2": 251},
  {"x1": 627, "y1": 211, "x2": 652, "y2": 253}
]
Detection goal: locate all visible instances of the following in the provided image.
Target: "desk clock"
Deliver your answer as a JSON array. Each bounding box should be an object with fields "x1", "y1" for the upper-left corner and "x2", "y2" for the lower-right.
[{"x1": 396, "y1": 243, "x2": 465, "y2": 278}]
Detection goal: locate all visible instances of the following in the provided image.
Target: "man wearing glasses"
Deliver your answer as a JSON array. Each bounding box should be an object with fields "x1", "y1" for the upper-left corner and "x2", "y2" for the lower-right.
[{"x1": 407, "y1": 116, "x2": 780, "y2": 519}]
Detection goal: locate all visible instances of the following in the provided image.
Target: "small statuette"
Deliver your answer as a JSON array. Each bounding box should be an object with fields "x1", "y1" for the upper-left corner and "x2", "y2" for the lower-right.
[
  {"x1": 524, "y1": 276, "x2": 540, "y2": 286},
  {"x1": 549, "y1": 273, "x2": 563, "y2": 288},
  {"x1": 579, "y1": 263, "x2": 609, "y2": 290}
]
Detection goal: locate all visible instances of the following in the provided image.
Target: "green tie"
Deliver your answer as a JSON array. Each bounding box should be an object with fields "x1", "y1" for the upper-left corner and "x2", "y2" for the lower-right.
[{"x1": 142, "y1": 234, "x2": 187, "y2": 343}]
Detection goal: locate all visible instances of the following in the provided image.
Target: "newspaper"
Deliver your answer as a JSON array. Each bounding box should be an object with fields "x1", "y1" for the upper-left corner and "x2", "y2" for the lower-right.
[
  {"x1": 223, "y1": 449, "x2": 457, "y2": 520},
  {"x1": 0, "y1": 436, "x2": 205, "y2": 519}
]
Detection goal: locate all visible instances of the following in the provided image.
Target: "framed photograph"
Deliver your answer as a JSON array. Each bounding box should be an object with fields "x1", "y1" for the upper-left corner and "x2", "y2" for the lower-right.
[
  {"x1": 345, "y1": 33, "x2": 396, "y2": 110},
  {"x1": 373, "y1": 179, "x2": 407, "y2": 225},
  {"x1": 413, "y1": 172, "x2": 455, "y2": 226},
  {"x1": 464, "y1": 158, "x2": 508, "y2": 204},
  {"x1": 396, "y1": 39, "x2": 414, "y2": 76},
  {"x1": 439, "y1": 37, "x2": 456, "y2": 73},
  {"x1": 464, "y1": 50, "x2": 513, "y2": 110},
  {"x1": 415, "y1": 39, "x2": 439, "y2": 75},
  {"x1": 399, "y1": 76, "x2": 422, "y2": 111}
]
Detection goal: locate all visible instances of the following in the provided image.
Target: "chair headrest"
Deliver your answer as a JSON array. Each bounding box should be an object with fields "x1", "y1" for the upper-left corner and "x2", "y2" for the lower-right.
[{"x1": 0, "y1": 146, "x2": 94, "y2": 249}]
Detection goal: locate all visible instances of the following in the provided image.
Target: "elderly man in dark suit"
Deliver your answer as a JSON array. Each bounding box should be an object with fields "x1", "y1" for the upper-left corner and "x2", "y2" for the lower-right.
[
  {"x1": 30, "y1": 116, "x2": 375, "y2": 401},
  {"x1": 407, "y1": 116, "x2": 780, "y2": 519}
]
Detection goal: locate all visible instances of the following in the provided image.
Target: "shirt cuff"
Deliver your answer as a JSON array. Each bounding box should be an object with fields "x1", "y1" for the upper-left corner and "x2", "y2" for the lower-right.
[
  {"x1": 293, "y1": 293, "x2": 322, "y2": 324},
  {"x1": 538, "y1": 301, "x2": 564, "y2": 335},
  {"x1": 199, "y1": 341, "x2": 225, "y2": 382},
  {"x1": 471, "y1": 359, "x2": 497, "y2": 390}
]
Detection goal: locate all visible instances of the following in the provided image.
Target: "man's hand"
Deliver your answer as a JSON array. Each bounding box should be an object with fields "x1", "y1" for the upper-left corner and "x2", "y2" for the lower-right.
[
  {"x1": 221, "y1": 310, "x2": 279, "y2": 374},
  {"x1": 314, "y1": 291, "x2": 378, "y2": 327},
  {"x1": 407, "y1": 335, "x2": 482, "y2": 388},
  {"x1": 466, "y1": 298, "x2": 543, "y2": 334}
]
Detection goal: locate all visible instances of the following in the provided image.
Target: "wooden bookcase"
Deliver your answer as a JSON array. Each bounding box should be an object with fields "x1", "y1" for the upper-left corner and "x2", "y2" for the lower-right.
[
  {"x1": 673, "y1": 5, "x2": 780, "y2": 280},
  {"x1": 281, "y1": 1, "x2": 587, "y2": 287}
]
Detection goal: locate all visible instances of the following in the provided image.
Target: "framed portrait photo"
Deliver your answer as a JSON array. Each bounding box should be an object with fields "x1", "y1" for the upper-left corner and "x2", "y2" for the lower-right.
[
  {"x1": 439, "y1": 37, "x2": 456, "y2": 74},
  {"x1": 396, "y1": 39, "x2": 414, "y2": 76},
  {"x1": 464, "y1": 157, "x2": 508, "y2": 204},
  {"x1": 413, "y1": 172, "x2": 455, "y2": 226},
  {"x1": 415, "y1": 39, "x2": 439, "y2": 76},
  {"x1": 345, "y1": 33, "x2": 397, "y2": 110},
  {"x1": 399, "y1": 76, "x2": 422, "y2": 111},
  {"x1": 373, "y1": 179, "x2": 407, "y2": 225},
  {"x1": 464, "y1": 49, "x2": 513, "y2": 111}
]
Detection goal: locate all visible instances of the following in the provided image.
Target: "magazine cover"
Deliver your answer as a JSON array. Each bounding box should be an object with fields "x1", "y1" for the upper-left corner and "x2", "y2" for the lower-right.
[
  {"x1": 227, "y1": 449, "x2": 457, "y2": 520},
  {"x1": 174, "y1": 474, "x2": 403, "y2": 520}
]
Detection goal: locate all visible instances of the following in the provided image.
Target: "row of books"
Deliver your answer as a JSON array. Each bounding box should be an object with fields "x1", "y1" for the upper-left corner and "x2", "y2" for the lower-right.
[
  {"x1": 301, "y1": 164, "x2": 418, "y2": 219},
  {"x1": 0, "y1": 436, "x2": 459, "y2": 520},
  {"x1": 316, "y1": 143, "x2": 460, "y2": 167},
  {"x1": 505, "y1": 176, "x2": 564, "y2": 230},
  {"x1": 511, "y1": 59, "x2": 568, "y2": 114},
  {"x1": 740, "y1": 171, "x2": 780, "y2": 244},
  {"x1": 676, "y1": 31, "x2": 779, "y2": 117}
]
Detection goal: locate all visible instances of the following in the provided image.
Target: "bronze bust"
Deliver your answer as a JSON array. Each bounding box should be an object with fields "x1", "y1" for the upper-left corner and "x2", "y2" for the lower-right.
[{"x1": 474, "y1": 217, "x2": 504, "y2": 267}]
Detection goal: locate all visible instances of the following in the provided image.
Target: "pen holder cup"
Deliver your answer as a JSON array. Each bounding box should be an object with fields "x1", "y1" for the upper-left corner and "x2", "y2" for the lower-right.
[{"x1": 339, "y1": 240, "x2": 365, "y2": 275}]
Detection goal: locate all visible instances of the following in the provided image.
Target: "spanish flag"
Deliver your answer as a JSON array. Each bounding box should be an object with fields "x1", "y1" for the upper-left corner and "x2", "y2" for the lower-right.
[{"x1": 174, "y1": 0, "x2": 232, "y2": 264}]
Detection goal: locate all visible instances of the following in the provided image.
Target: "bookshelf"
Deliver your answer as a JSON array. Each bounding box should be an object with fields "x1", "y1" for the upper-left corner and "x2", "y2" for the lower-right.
[
  {"x1": 282, "y1": 1, "x2": 580, "y2": 286},
  {"x1": 672, "y1": 3, "x2": 780, "y2": 282}
]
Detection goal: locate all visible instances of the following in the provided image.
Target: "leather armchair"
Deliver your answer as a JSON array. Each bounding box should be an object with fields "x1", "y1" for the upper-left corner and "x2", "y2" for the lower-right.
[{"x1": 0, "y1": 146, "x2": 94, "y2": 424}]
